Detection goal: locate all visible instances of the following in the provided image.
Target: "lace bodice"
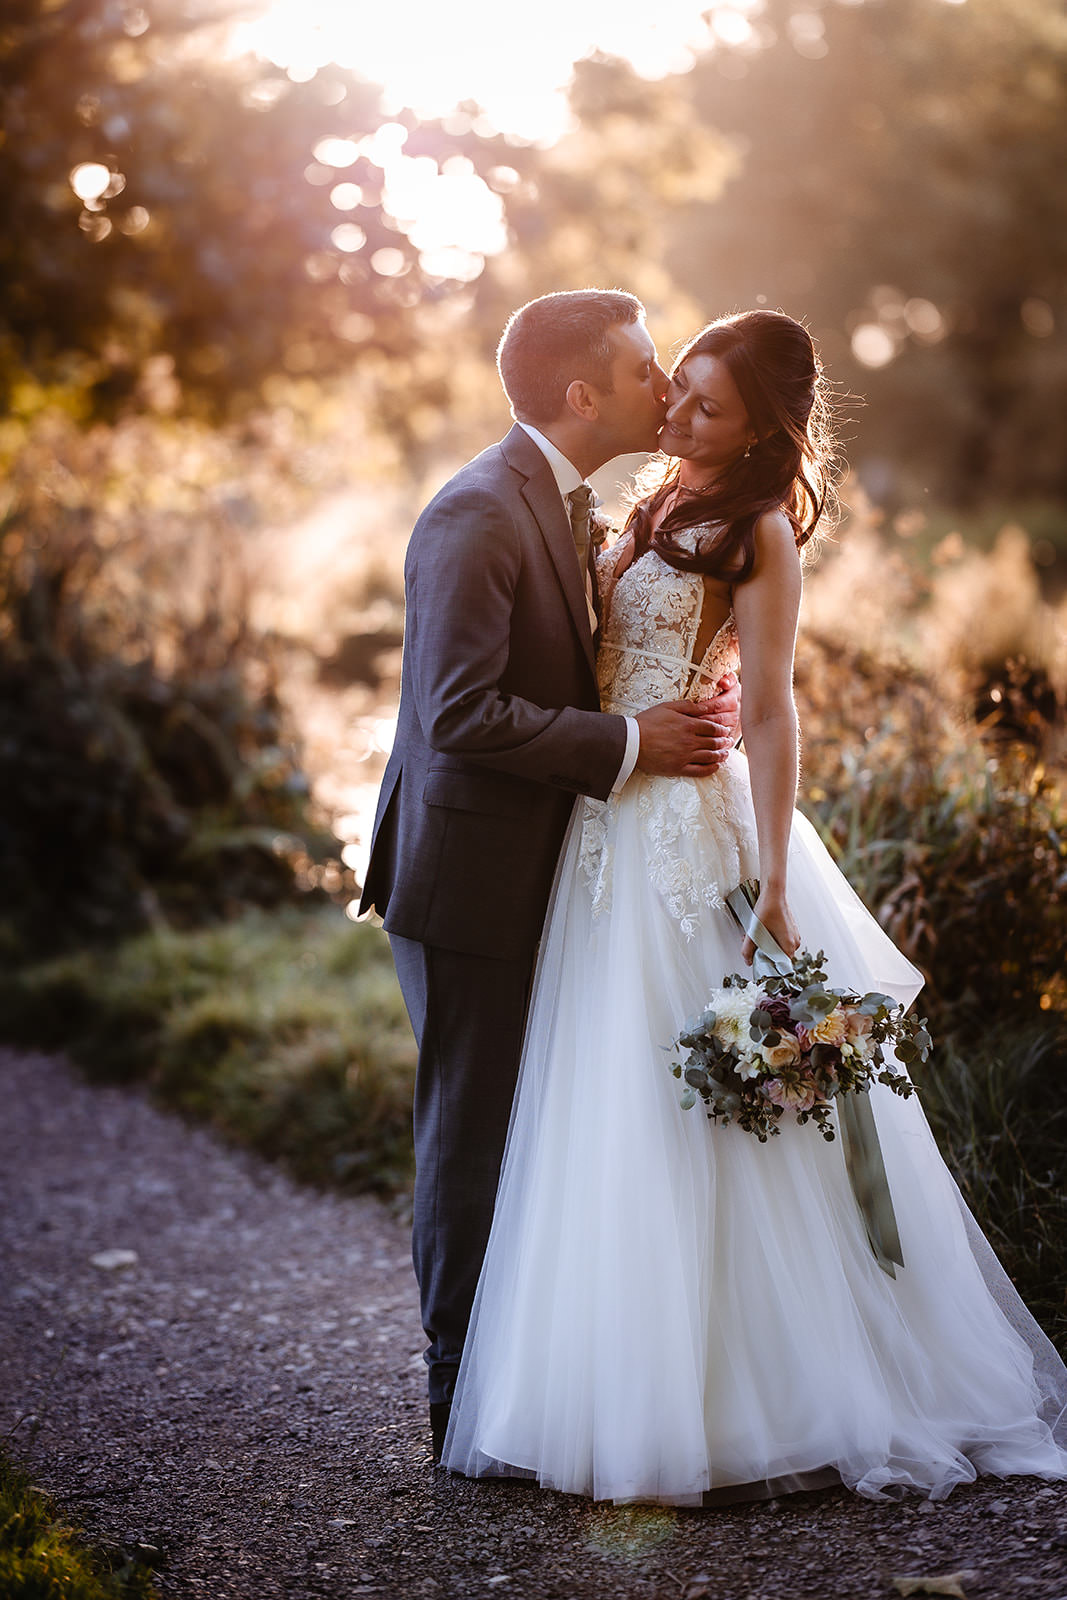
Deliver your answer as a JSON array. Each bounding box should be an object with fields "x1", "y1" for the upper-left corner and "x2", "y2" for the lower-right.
[
  {"x1": 595, "y1": 530, "x2": 739, "y2": 713},
  {"x1": 578, "y1": 529, "x2": 755, "y2": 939}
]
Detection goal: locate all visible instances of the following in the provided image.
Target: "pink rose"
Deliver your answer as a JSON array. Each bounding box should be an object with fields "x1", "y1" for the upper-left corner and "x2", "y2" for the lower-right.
[
  {"x1": 846, "y1": 1011, "x2": 874, "y2": 1041},
  {"x1": 845, "y1": 1009, "x2": 875, "y2": 1059},
  {"x1": 761, "y1": 1069, "x2": 817, "y2": 1113}
]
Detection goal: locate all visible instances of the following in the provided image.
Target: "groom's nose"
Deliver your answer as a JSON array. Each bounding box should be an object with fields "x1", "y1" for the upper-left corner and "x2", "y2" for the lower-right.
[{"x1": 653, "y1": 364, "x2": 670, "y2": 406}]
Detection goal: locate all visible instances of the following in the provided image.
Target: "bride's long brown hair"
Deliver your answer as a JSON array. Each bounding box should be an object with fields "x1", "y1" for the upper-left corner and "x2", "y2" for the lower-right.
[{"x1": 625, "y1": 311, "x2": 839, "y2": 582}]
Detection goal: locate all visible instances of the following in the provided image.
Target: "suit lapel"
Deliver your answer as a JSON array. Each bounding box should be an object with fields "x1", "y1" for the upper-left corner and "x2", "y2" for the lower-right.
[{"x1": 499, "y1": 425, "x2": 597, "y2": 677}]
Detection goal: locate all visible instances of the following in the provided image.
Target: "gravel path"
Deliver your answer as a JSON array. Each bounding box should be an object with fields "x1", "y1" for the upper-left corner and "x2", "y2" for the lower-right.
[{"x1": 2, "y1": 1049, "x2": 1065, "y2": 1600}]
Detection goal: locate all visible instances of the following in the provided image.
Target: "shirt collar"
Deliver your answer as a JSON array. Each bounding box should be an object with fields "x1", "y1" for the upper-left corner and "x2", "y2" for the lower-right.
[{"x1": 516, "y1": 420, "x2": 587, "y2": 501}]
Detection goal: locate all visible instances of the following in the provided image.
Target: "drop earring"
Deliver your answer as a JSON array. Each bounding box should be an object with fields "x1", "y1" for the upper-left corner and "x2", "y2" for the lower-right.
[{"x1": 743, "y1": 441, "x2": 754, "y2": 461}]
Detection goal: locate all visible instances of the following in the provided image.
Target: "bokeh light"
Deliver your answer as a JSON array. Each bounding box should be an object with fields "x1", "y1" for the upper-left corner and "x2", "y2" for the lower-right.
[
  {"x1": 312, "y1": 136, "x2": 359, "y2": 167},
  {"x1": 69, "y1": 162, "x2": 111, "y2": 201},
  {"x1": 851, "y1": 323, "x2": 896, "y2": 368},
  {"x1": 330, "y1": 223, "x2": 366, "y2": 252},
  {"x1": 329, "y1": 182, "x2": 362, "y2": 210},
  {"x1": 369, "y1": 247, "x2": 407, "y2": 277}
]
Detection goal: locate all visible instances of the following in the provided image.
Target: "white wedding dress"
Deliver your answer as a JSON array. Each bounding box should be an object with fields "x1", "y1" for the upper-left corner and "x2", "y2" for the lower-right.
[{"x1": 442, "y1": 530, "x2": 1067, "y2": 1505}]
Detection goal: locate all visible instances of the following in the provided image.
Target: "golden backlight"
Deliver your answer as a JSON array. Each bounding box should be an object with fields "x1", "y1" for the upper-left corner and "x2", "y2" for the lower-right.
[{"x1": 227, "y1": 0, "x2": 756, "y2": 142}]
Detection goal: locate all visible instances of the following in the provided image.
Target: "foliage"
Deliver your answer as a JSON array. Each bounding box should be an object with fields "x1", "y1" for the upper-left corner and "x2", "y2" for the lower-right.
[
  {"x1": 469, "y1": 57, "x2": 727, "y2": 362},
  {"x1": 797, "y1": 676, "x2": 1067, "y2": 1349},
  {"x1": 0, "y1": 0, "x2": 518, "y2": 423},
  {"x1": 2, "y1": 509, "x2": 1063, "y2": 1334},
  {"x1": 0, "y1": 1454, "x2": 158, "y2": 1600},
  {"x1": 0, "y1": 412, "x2": 343, "y2": 956},
  {"x1": 796, "y1": 632, "x2": 1066, "y2": 1036},
  {"x1": 676, "y1": 0, "x2": 1067, "y2": 507},
  {"x1": 7, "y1": 0, "x2": 1067, "y2": 506},
  {"x1": 0, "y1": 908, "x2": 417, "y2": 1195}
]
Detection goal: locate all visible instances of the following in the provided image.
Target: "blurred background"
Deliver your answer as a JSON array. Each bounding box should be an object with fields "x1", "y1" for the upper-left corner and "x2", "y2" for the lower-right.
[{"x1": 1, "y1": 0, "x2": 1064, "y2": 1338}]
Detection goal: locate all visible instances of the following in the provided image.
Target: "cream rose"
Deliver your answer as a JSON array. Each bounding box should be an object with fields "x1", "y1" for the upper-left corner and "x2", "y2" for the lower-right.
[{"x1": 760, "y1": 1033, "x2": 803, "y2": 1071}]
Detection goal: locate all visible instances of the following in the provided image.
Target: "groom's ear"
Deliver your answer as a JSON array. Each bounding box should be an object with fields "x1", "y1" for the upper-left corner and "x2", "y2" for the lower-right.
[{"x1": 564, "y1": 378, "x2": 600, "y2": 422}]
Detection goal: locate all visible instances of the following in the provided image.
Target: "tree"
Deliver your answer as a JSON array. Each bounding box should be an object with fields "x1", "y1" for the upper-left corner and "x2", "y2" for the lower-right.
[
  {"x1": 678, "y1": 0, "x2": 1067, "y2": 504},
  {"x1": 0, "y1": 0, "x2": 515, "y2": 420}
]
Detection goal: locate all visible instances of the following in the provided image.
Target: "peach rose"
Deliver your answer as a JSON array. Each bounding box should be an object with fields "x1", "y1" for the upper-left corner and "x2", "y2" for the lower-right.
[{"x1": 810, "y1": 1008, "x2": 848, "y2": 1048}]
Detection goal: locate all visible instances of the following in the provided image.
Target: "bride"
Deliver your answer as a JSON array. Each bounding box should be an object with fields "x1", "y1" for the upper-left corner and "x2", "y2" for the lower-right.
[{"x1": 441, "y1": 311, "x2": 1067, "y2": 1504}]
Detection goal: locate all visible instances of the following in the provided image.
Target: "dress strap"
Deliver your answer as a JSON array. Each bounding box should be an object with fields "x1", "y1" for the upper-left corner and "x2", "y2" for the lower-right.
[
  {"x1": 599, "y1": 620, "x2": 735, "y2": 692},
  {"x1": 599, "y1": 640, "x2": 700, "y2": 673}
]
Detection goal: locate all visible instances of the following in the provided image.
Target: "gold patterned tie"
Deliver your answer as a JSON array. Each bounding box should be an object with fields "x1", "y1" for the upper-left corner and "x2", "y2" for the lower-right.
[{"x1": 566, "y1": 484, "x2": 595, "y2": 577}]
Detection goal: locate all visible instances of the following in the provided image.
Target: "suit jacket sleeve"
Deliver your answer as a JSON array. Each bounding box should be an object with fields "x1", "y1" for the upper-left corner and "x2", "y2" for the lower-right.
[{"x1": 406, "y1": 482, "x2": 627, "y2": 799}]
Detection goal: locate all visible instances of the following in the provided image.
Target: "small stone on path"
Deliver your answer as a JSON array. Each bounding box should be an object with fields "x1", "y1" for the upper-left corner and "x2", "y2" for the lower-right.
[{"x1": 90, "y1": 1247, "x2": 139, "y2": 1270}]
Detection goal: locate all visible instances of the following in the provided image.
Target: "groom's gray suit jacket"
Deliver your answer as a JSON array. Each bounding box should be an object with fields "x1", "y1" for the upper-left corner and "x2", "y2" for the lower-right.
[{"x1": 360, "y1": 423, "x2": 628, "y2": 961}]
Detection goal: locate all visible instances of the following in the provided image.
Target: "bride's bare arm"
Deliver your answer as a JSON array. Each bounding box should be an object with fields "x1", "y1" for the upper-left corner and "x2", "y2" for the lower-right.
[{"x1": 732, "y1": 510, "x2": 804, "y2": 962}]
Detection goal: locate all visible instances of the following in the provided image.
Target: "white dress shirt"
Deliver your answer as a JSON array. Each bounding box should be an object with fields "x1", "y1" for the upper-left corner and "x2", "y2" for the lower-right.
[{"x1": 516, "y1": 421, "x2": 640, "y2": 793}]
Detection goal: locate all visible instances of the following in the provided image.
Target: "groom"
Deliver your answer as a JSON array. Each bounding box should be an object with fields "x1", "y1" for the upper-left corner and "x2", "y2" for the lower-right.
[{"x1": 359, "y1": 290, "x2": 740, "y2": 1457}]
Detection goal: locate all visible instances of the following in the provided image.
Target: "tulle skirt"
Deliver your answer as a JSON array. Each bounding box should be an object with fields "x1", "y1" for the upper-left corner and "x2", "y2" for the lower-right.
[{"x1": 442, "y1": 754, "x2": 1067, "y2": 1504}]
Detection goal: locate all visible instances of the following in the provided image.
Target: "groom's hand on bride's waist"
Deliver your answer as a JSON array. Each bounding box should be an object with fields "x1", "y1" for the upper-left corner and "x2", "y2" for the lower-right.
[{"x1": 634, "y1": 677, "x2": 741, "y2": 778}]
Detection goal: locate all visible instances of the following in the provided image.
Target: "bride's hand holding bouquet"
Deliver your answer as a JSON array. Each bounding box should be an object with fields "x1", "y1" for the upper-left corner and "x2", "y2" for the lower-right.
[{"x1": 740, "y1": 881, "x2": 799, "y2": 969}]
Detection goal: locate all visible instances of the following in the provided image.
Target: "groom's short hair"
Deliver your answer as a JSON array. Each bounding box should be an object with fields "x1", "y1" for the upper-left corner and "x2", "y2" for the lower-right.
[{"x1": 497, "y1": 290, "x2": 645, "y2": 424}]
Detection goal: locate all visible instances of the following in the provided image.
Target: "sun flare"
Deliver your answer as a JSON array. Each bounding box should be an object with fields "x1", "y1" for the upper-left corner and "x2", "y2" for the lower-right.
[
  {"x1": 224, "y1": 2, "x2": 762, "y2": 274},
  {"x1": 227, "y1": 1, "x2": 753, "y2": 143}
]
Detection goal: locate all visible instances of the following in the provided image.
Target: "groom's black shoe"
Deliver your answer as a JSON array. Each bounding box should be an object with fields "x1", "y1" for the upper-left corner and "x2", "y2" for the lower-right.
[{"x1": 430, "y1": 1401, "x2": 451, "y2": 1464}]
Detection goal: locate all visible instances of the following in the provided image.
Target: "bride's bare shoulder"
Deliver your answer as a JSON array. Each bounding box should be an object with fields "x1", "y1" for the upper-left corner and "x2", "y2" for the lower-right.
[
  {"x1": 754, "y1": 508, "x2": 799, "y2": 548},
  {"x1": 750, "y1": 510, "x2": 802, "y2": 578}
]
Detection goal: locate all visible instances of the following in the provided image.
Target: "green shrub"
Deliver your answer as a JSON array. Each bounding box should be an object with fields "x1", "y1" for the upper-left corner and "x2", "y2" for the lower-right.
[
  {"x1": 797, "y1": 632, "x2": 1066, "y2": 1035},
  {"x1": 0, "y1": 418, "x2": 341, "y2": 958}
]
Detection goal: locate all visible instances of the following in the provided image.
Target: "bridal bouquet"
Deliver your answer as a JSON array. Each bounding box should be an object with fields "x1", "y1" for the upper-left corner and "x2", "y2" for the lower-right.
[{"x1": 669, "y1": 947, "x2": 930, "y2": 1143}]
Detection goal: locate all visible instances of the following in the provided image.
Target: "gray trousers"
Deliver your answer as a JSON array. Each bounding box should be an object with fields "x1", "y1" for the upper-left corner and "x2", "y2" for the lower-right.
[{"x1": 389, "y1": 934, "x2": 535, "y2": 1407}]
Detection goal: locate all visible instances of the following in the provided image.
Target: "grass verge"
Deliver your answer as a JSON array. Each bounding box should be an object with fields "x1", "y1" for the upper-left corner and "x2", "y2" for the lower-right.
[
  {"x1": 0, "y1": 1453, "x2": 158, "y2": 1599},
  {"x1": 0, "y1": 906, "x2": 416, "y2": 1195}
]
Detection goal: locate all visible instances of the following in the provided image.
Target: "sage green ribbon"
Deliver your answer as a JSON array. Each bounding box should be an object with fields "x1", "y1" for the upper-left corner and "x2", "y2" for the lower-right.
[
  {"x1": 725, "y1": 883, "x2": 793, "y2": 981},
  {"x1": 836, "y1": 1090, "x2": 904, "y2": 1278},
  {"x1": 725, "y1": 881, "x2": 905, "y2": 1280}
]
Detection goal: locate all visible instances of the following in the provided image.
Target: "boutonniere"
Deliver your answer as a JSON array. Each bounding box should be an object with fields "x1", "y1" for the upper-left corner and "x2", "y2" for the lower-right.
[{"x1": 590, "y1": 507, "x2": 615, "y2": 547}]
